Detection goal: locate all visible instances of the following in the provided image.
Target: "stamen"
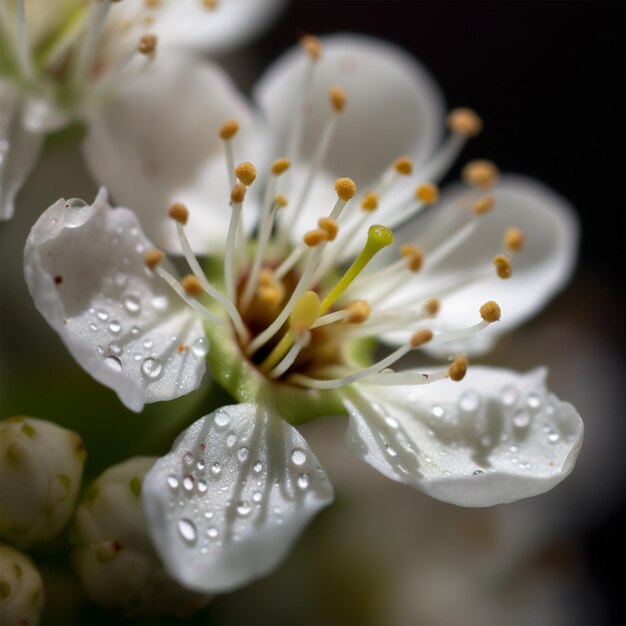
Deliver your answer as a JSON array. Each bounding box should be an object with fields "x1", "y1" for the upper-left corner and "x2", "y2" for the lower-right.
[
  {"x1": 181, "y1": 274, "x2": 204, "y2": 296},
  {"x1": 345, "y1": 300, "x2": 371, "y2": 324},
  {"x1": 272, "y1": 158, "x2": 291, "y2": 176},
  {"x1": 168, "y1": 202, "x2": 188, "y2": 225},
  {"x1": 424, "y1": 298, "x2": 440, "y2": 317},
  {"x1": 479, "y1": 300, "x2": 501, "y2": 322},
  {"x1": 416, "y1": 183, "x2": 439, "y2": 205},
  {"x1": 300, "y1": 34, "x2": 322, "y2": 61},
  {"x1": 71, "y1": 0, "x2": 113, "y2": 84},
  {"x1": 268, "y1": 324, "x2": 312, "y2": 379},
  {"x1": 361, "y1": 192, "x2": 379, "y2": 212},
  {"x1": 504, "y1": 227, "x2": 525, "y2": 252},
  {"x1": 219, "y1": 119, "x2": 239, "y2": 141},
  {"x1": 318, "y1": 217, "x2": 338, "y2": 241},
  {"x1": 219, "y1": 119, "x2": 239, "y2": 188},
  {"x1": 472, "y1": 195, "x2": 495, "y2": 215},
  {"x1": 448, "y1": 355, "x2": 468, "y2": 381},
  {"x1": 329, "y1": 86, "x2": 348, "y2": 112},
  {"x1": 400, "y1": 244, "x2": 423, "y2": 272},
  {"x1": 394, "y1": 157, "x2": 413, "y2": 176},
  {"x1": 493, "y1": 254, "x2": 513, "y2": 279},
  {"x1": 137, "y1": 33, "x2": 157, "y2": 56},
  {"x1": 410, "y1": 328, "x2": 434, "y2": 348},
  {"x1": 303, "y1": 229, "x2": 329, "y2": 247},
  {"x1": 144, "y1": 248, "x2": 164, "y2": 271},
  {"x1": 462, "y1": 160, "x2": 499, "y2": 188},
  {"x1": 448, "y1": 108, "x2": 483, "y2": 137},
  {"x1": 202, "y1": 0, "x2": 219, "y2": 9},
  {"x1": 235, "y1": 161, "x2": 257, "y2": 187},
  {"x1": 225, "y1": 183, "x2": 246, "y2": 302},
  {"x1": 429, "y1": 301, "x2": 500, "y2": 344}
]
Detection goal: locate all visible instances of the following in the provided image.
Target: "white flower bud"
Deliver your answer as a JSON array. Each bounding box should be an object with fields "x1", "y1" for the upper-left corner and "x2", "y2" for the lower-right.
[
  {"x1": 71, "y1": 457, "x2": 210, "y2": 618},
  {"x1": 0, "y1": 417, "x2": 85, "y2": 546},
  {"x1": 0, "y1": 544, "x2": 45, "y2": 626}
]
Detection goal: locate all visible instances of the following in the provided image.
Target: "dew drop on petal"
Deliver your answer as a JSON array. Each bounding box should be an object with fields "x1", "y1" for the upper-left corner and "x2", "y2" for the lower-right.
[
  {"x1": 236, "y1": 500, "x2": 252, "y2": 516},
  {"x1": 513, "y1": 411, "x2": 531, "y2": 428},
  {"x1": 431, "y1": 405, "x2": 444, "y2": 418},
  {"x1": 177, "y1": 518, "x2": 197, "y2": 544},
  {"x1": 96, "y1": 345, "x2": 105, "y2": 356},
  {"x1": 385, "y1": 417, "x2": 399, "y2": 429},
  {"x1": 252, "y1": 491, "x2": 262, "y2": 503},
  {"x1": 385, "y1": 444, "x2": 398, "y2": 457},
  {"x1": 104, "y1": 355, "x2": 122, "y2": 372},
  {"x1": 237, "y1": 446, "x2": 249, "y2": 462},
  {"x1": 204, "y1": 511, "x2": 213, "y2": 520},
  {"x1": 207, "y1": 527, "x2": 218, "y2": 538},
  {"x1": 122, "y1": 293, "x2": 141, "y2": 314},
  {"x1": 192, "y1": 337, "x2": 208, "y2": 357},
  {"x1": 526, "y1": 392, "x2": 542, "y2": 410},
  {"x1": 143, "y1": 339, "x2": 153, "y2": 349},
  {"x1": 63, "y1": 199, "x2": 91, "y2": 228},
  {"x1": 213, "y1": 410, "x2": 230, "y2": 428},
  {"x1": 226, "y1": 433, "x2": 237, "y2": 448},
  {"x1": 141, "y1": 357, "x2": 162, "y2": 380},
  {"x1": 109, "y1": 342, "x2": 122, "y2": 355},
  {"x1": 183, "y1": 475, "x2": 194, "y2": 491},
  {"x1": 108, "y1": 320, "x2": 121, "y2": 334},
  {"x1": 131, "y1": 326, "x2": 140, "y2": 335},
  {"x1": 97, "y1": 310, "x2": 109, "y2": 321},
  {"x1": 183, "y1": 452, "x2": 193, "y2": 466},
  {"x1": 167, "y1": 475, "x2": 179, "y2": 489},
  {"x1": 547, "y1": 431, "x2": 560, "y2": 444},
  {"x1": 500, "y1": 385, "x2": 518, "y2": 407},
  {"x1": 459, "y1": 390, "x2": 480, "y2": 413},
  {"x1": 196, "y1": 458, "x2": 206, "y2": 471},
  {"x1": 297, "y1": 473, "x2": 310, "y2": 489},
  {"x1": 291, "y1": 449, "x2": 306, "y2": 466},
  {"x1": 89, "y1": 323, "x2": 98, "y2": 332},
  {"x1": 152, "y1": 296, "x2": 168, "y2": 311},
  {"x1": 211, "y1": 462, "x2": 221, "y2": 476},
  {"x1": 197, "y1": 479, "x2": 208, "y2": 493},
  {"x1": 473, "y1": 469, "x2": 484, "y2": 476},
  {"x1": 253, "y1": 461, "x2": 263, "y2": 474}
]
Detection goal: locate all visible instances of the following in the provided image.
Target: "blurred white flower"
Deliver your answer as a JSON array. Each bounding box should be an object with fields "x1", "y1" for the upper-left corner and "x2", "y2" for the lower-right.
[{"x1": 24, "y1": 35, "x2": 583, "y2": 592}]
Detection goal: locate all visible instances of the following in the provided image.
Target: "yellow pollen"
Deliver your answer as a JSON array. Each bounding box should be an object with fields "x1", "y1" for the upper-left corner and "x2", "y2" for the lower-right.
[
  {"x1": 329, "y1": 86, "x2": 348, "y2": 113},
  {"x1": 181, "y1": 275, "x2": 204, "y2": 297},
  {"x1": 394, "y1": 157, "x2": 413, "y2": 176},
  {"x1": 480, "y1": 300, "x2": 501, "y2": 323},
  {"x1": 137, "y1": 34, "x2": 157, "y2": 55},
  {"x1": 275, "y1": 194, "x2": 288, "y2": 208},
  {"x1": 472, "y1": 195, "x2": 495, "y2": 215},
  {"x1": 361, "y1": 191, "x2": 378, "y2": 211},
  {"x1": 144, "y1": 0, "x2": 161, "y2": 9},
  {"x1": 416, "y1": 182, "x2": 439, "y2": 205},
  {"x1": 231, "y1": 182, "x2": 247, "y2": 204},
  {"x1": 202, "y1": 0, "x2": 218, "y2": 9},
  {"x1": 303, "y1": 229, "x2": 329, "y2": 247},
  {"x1": 493, "y1": 254, "x2": 513, "y2": 279},
  {"x1": 345, "y1": 300, "x2": 371, "y2": 324},
  {"x1": 400, "y1": 244, "x2": 423, "y2": 272},
  {"x1": 335, "y1": 177, "x2": 357, "y2": 201},
  {"x1": 219, "y1": 119, "x2": 239, "y2": 140},
  {"x1": 144, "y1": 249, "x2": 164, "y2": 271},
  {"x1": 448, "y1": 108, "x2": 483, "y2": 136},
  {"x1": 448, "y1": 355, "x2": 469, "y2": 381},
  {"x1": 271, "y1": 158, "x2": 291, "y2": 176},
  {"x1": 168, "y1": 202, "x2": 189, "y2": 225},
  {"x1": 235, "y1": 161, "x2": 257, "y2": 186},
  {"x1": 462, "y1": 160, "x2": 499, "y2": 188},
  {"x1": 318, "y1": 217, "x2": 338, "y2": 241},
  {"x1": 410, "y1": 328, "x2": 433, "y2": 348},
  {"x1": 300, "y1": 35, "x2": 322, "y2": 61},
  {"x1": 504, "y1": 227, "x2": 525, "y2": 252},
  {"x1": 424, "y1": 298, "x2": 440, "y2": 317}
]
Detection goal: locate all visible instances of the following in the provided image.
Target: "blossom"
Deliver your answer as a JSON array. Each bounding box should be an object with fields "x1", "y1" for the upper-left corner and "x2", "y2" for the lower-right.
[
  {"x1": 0, "y1": 544, "x2": 44, "y2": 626},
  {"x1": 24, "y1": 35, "x2": 583, "y2": 592},
  {"x1": 0, "y1": 0, "x2": 284, "y2": 219}
]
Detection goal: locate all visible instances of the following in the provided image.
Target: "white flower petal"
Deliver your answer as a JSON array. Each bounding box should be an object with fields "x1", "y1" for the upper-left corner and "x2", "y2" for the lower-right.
[
  {"x1": 23, "y1": 189, "x2": 206, "y2": 412},
  {"x1": 343, "y1": 367, "x2": 583, "y2": 507},
  {"x1": 142, "y1": 403, "x2": 334, "y2": 592},
  {"x1": 378, "y1": 175, "x2": 579, "y2": 354},
  {"x1": 82, "y1": 54, "x2": 266, "y2": 254},
  {"x1": 254, "y1": 34, "x2": 444, "y2": 191}
]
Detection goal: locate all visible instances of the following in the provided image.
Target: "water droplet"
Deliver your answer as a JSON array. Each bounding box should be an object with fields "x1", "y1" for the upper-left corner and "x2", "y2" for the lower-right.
[
  {"x1": 167, "y1": 475, "x2": 179, "y2": 489},
  {"x1": 204, "y1": 511, "x2": 213, "y2": 520},
  {"x1": 385, "y1": 417, "x2": 399, "y2": 429},
  {"x1": 297, "y1": 473, "x2": 310, "y2": 489},
  {"x1": 97, "y1": 310, "x2": 109, "y2": 321},
  {"x1": 226, "y1": 433, "x2": 237, "y2": 447},
  {"x1": 500, "y1": 385, "x2": 518, "y2": 406},
  {"x1": 121, "y1": 293, "x2": 141, "y2": 315},
  {"x1": 63, "y1": 198, "x2": 92, "y2": 227},
  {"x1": 143, "y1": 339, "x2": 153, "y2": 349},
  {"x1": 510, "y1": 445, "x2": 518, "y2": 453},
  {"x1": 385, "y1": 444, "x2": 398, "y2": 457},
  {"x1": 252, "y1": 491, "x2": 262, "y2": 503},
  {"x1": 192, "y1": 337, "x2": 208, "y2": 357},
  {"x1": 96, "y1": 345, "x2": 105, "y2": 356},
  {"x1": 89, "y1": 323, "x2": 98, "y2": 332},
  {"x1": 206, "y1": 527, "x2": 218, "y2": 538},
  {"x1": 513, "y1": 411, "x2": 531, "y2": 428},
  {"x1": 183, "y1": 475, "x2": 194, "y2": 491},
  {"x1": 109, "y1": 320, "x2": 122, "y2": 334},
  {"x1": 197, "y1": 458, "x2": 206, "y2": 470},
  {"x1": 253, "y1": 461, "x2": 263, "y2": 473},
  {"x1": 236, "y1": 500, "x2": 252, "y2": 516},
  {"x1": 291, "y1": 449, "x2": 306, "y2": 466},
  {"x1": 237, "y1": 446, "x2": 249, "y2": 462},
  {"x1": 431, "y1": 405, "x2": 444, "y2": 418},
  {"x1": 141, "y1": 357, "x2": 162, "y2": 380},
  {"x1": 183, "y1": 452, "x2": 193, "y2": 465},
  {"x1": 459, "y1": 390, "x2": 480, "y2": 413},
  {"x1": 473, "y1": 469, "x2": 484, "y2": 476},
  {"x1": 109, "y1": 342, "x2": 122, "y2": 355},
  {"x1": 197, "y1": 479, "x2": 208, "y2": 493},
  {"x1": 177, "y1": 518, "x2": 197, "y2": 544},
  {"x1": 211, "y1": 462, "x2": 221, "y2": 476},
  {"x1": 214, "y1": 411, "x2": 230, "y2": 428},
  {"x1": 104, "y1": 355, "x2": 122, "y2": 372},
  {"x1": 547, "y1": 431, "x2": 560, "y2": 444},
  {"x1": 152, "y1": 296, "x2": 168, "y2": 311},
  {"x1": 131, "y1": 326, "x2": 140, "y2": 335},
  {"x1": 526, "y1": 393, "x2": 542, "y2": 410},
  {"x1": 134, "y1": 353, "x2": 142, "y2": 361}
]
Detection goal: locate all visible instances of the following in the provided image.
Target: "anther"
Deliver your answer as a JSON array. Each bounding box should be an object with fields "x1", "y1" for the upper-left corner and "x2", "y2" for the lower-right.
[
  {"x1": 424, "y1": 298, "x2": 440, "y2": 317},
  {"x1": 472, "y1": 195, "x2": 495, "y2": 215},
  {"x1": 361, "y1": 192, "x2": 378, "y2": 211},
  {"x1": 230, "y1": 182, "x2": 247, "y2": 204},
  {"x1": 504, "y1": 227, "x2": 525, "y2": 252},
  {"x1": 462, "y1": 160, "x2": 499, "y2": 188},
  {"x1": 410, "y1": 329, "x2": 433, "y2": 348},
  {"x1": 400, "y1": 244, "x2": 423, "y2": 272},
  {"x1": 335, "y1": 177, "x2": 357, "y2": 201},
  {"x1": 219, "y1": 119, "x2": 239, "y2": 141},
  {"x1": 137, "y1": 34, "x2": 157, "y2": 56},
  {"x1": 258, "y1": 286, "x2": 282, "y2": 307},
  {"x1": 144, "y1": 249, "x2": 164, "y2": 271},
  {"x1": 448, "y1": 108, "x2": 483, "y2": 137},
  {"x1": 144, "y1": 0, "x2": 161, "y2": 7},
  {"x1": 448, "y1": 355, "x2": 469, "y2": 381},
  {"x1": 479, "y1": 300, "x2": 501, "y2": 323},
  {"x1": 235, "y1": 161, "x2": 257, "y2": 186},
  {"x1": 416, "y1": 183, "x2": 439, "y2": 205},
  {"x1": 493, "y1": 254, "x2": 513, "y2": 279},
  {"x1": 329, "y1": 86, "x2": 347, "y2": 113},
  {"x1": 303, "y1": 229, "x2": 329, "y2": 247},
  {"x1": 345, "y1": 300, "x2": 371, "y2": 324},
  {"x1": 271, "y1": 158, "x2": 291, "y2": 176},
  {"x1": 275, "y1": 194, "x2": 288, "y2": 208},
  {"x1": 394, "y1": 157, "x2": 413, "y2": 176},
  {"x1": 181, "y1": 275, "x2": 204, "y2": 297},
  {"x1": 300, "y1": 35, "x2": 322, "y2": 61},
  {"x1": 318, "y1": 217, "x2": 338, "y2": 241},
  {"x1": 202, "y1": 0, "x2": 218, "y2": 9},
  {"x1": 168, "y1": 202, "x2": 189, "y2": 225}
]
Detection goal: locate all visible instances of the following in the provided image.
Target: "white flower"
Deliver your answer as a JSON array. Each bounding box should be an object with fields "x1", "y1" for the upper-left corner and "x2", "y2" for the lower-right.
[
  {"x1": 24, "y1": 35, "x2": 583, "y2": 592},
  {"x1": 0, "y1": 0, "x2": 284, "y2": 219}
]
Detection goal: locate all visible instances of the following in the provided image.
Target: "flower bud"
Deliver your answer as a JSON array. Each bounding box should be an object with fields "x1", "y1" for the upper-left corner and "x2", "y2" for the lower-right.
[
  {"x1": 71, "y1": 458, "x2": 210, "y2": 618},
  {"x1": 0, "y1": 417, "x2": 85, "y2": 547},
  {"x1": 0, "y1": 544, "x2": 45, "y2": 626}
]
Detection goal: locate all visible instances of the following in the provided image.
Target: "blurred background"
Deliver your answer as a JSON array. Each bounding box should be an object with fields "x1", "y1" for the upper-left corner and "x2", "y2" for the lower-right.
[{"x1": 1, "y1": 1, "x2": 624, "y2": 624}]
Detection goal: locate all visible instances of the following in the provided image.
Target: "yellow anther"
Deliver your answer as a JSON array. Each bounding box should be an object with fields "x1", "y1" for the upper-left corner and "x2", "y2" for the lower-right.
[
  {"x1": 144, "y1": 249, "x2": 164, "y2": 271},
  {"x1": 303, "y1": 229, "x2": 329, "y2": 247},
  {"x1": 259, "y1": 268, "x2": 274, "y2": 286},
  {"x1": 448, "y1": 355, "x2": 469, "y2": 381},
  {"x1": 493, "y1": 254, "x2": 513, "y2": 279},
  {"x1": 258, "y1": 286, "x2": 282, "y2": 307},
  {"x1": 472, "y1": 195, "x2": 495, "y2": 215},
  {"x1": 400, "y1": 244, "x2": 423, "y2": 272},
  {"x1": 329, "y1": 86, "x2": 348, "y2": 113},
  {"x1": 235, "y1": 161, "x2": 257, "y2": 186},
  {"x1": 462, "y1": 160, "x2": 499, "y2": 188},
  {"x1": 361, "y1": 192, "x2": 379, "y2": 211},
  {"x1": 290, "y1": 291, "x2": 321, "y2": 329},
  {"x1": 202, "y1": 0, "x2": 218, "y2": 9},
  {"x1": 410, "y1": 329, "x2": 433, "y2": 348},
  {"x1": 424, "y1": 298, "x2": 440, "y2": 317},
  {"x1": 335, "y1": 177, "x2": 357, "y2": 201},
  {"x1": 416, "y1": 182, "x2": 439, "y2": 205},
  {"x1": 271, "y1": 158, "x2": 291, "y2": 176},
  {"x1": 181, "y1": 275, "x2": 204, "y2": 296},
  {"x1": 300, "y1": 35, "x2": 322, "y2": 61},
  {"x1": 448, "y1": 108, "x2": 483, "y2": 136},
  {"x1": 137, "y1": 34, "x2": 157, "y2": 55},
  {"x1": 480, "y1": 300, "x2": 501, "y2": 323},
  {"x1": 394, "y1": 157, "x2": 413, "y2": 176},
  {"x1": 231, "y1": 182, "x2": 247, "y2": 204},
  {"x1": 504, "y1": 227, "x2": 525, "y2": 252},
  {"x1": 168, "y1": 202, "x2": 188, "y2": 225},
  {"x1": 275, "y1": 194, "x2": 288, "y2": 208},
  {"x1": 144, "y1": 0, "x2": 161, "y2": 7},
  {"x1": 345, "y1": 300, "x2": 371, "y2": 324},
  {"x1": 318, "y1": 217, "x2": 338, "y2": 241},
  {"x1": 219, "y1": 119, "x2": 239, "y2": 140}
]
